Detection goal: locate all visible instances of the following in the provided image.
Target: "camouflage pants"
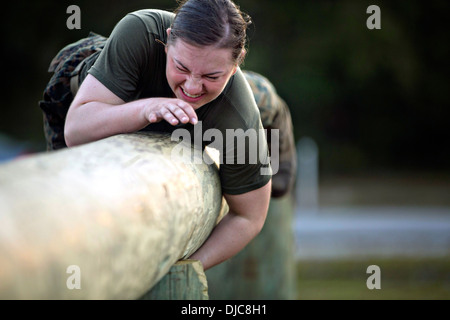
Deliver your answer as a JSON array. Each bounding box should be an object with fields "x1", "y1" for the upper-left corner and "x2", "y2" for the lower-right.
[
  {"x1": 39, "y1": 32, "x2": 106, "y2": 150},
  {"x1": 39, "y1": 35, "x2": 296, "y2": 197}
]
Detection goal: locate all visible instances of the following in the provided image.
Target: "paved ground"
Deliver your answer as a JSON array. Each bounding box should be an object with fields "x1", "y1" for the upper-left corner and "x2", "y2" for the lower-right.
[{"x1": 293, "y1": 206, "x2": 450, "y2": 259}]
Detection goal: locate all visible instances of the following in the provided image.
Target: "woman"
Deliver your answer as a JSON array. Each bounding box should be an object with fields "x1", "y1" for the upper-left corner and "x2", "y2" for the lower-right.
[{"x1": 43, "y1": 0, "x2": 276, "y2": 271}]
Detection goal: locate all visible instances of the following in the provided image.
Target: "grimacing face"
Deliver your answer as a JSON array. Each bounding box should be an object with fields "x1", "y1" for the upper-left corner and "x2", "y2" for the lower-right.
[{"x1": 165, "y1": 29, "x2": 238, "y2": 110}]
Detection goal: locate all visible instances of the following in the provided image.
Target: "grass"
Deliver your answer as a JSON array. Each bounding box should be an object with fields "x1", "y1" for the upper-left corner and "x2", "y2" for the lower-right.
[{"x1": 296, "y1": 257, "x2": 450, "y2": 300}]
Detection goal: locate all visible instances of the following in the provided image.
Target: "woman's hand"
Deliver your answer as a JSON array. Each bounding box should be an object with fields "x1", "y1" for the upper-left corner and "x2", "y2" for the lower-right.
[
  {"x1": 143, "y1": 98, "x2": 198, "y2": 126},
  {"x1": 65, "y1": 75, "x2": 199, "y2": 147}
]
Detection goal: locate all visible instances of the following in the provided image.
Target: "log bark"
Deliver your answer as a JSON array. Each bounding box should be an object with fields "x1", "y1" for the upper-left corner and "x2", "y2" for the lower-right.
[{"x1": 0, "y1": 132, "x2": 224, "y2": 299}]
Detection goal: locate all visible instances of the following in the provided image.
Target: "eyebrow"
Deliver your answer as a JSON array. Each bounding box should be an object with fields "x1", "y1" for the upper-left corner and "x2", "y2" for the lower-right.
[{"x1": 174, "y1": 58, "x2": 224, "y2": 76}]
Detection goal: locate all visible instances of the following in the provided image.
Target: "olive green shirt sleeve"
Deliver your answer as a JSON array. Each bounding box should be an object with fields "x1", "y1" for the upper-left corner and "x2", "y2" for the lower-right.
[
  {"x1": 88, "y1": 13, "x2": 150, "y2": 101},
  {"x1": 88, "y1": 10, "x2": 173, "y2": 102}
]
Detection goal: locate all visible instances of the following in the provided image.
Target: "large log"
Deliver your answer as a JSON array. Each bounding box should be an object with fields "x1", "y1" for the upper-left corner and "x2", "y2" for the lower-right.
[{"x1": 0, "y1": 132, "x2": 224, "y2": 299}]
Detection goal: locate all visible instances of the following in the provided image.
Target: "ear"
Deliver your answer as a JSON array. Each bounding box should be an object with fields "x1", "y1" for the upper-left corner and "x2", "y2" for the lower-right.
[
  {"x1": 164, "y1": 28, "x2": 171, "y2": 54},
  {"x1": 231, "y1": 50, "x2": 246, "y2": 75},
  {"x1": 238, "y1": 49, "x2": 247, "y2": 65}
]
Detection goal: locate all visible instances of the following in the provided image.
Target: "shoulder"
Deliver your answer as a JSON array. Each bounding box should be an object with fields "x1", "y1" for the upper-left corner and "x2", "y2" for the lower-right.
[
  {"x1": 105, "y1": 9, "x2": 174, "y2": 44},
  {"x1": 218, "y1": 68, "x2": 261, "y2": 130},
  {"x1": 129, "y1": 9, "x2": 175, "y2": 19},
  {"x1": 126, "y1": 9, "x2": 174, "y2": 35}
]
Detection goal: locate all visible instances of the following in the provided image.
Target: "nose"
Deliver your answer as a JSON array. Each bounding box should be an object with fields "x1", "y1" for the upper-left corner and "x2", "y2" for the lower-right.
[{"x1": 184, "y1": 76, "x2": 203, "y2": 95}]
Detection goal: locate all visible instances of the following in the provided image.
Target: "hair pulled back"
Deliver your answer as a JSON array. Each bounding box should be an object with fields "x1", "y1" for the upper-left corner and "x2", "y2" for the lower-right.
[{"x1": 169, "y1": 0, "x2": 252, "y2": 64}]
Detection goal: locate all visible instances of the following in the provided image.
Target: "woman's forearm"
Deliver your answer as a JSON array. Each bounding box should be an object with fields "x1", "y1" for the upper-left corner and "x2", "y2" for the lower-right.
[
  {"x1": 64, "y1": 99, "x2": 149, "y2": 147},
  {"x1": 189, "y1": 211, "x2": 263, "y2": 270},
  {"x1": 189, "y1": 180, "x2": 272, "y2": 270},
  {"x1": 65, "y1": 74, "x2": 198, "y2": 147}
]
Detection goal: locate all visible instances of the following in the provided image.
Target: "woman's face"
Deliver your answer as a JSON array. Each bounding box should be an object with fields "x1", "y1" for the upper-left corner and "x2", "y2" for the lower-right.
[{"x1": 165, "y1": 32, "x2": 238, "y2": 110}]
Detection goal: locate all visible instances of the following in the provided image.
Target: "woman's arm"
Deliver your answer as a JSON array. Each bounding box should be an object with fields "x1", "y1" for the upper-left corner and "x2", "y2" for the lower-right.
[
  {"x1": 189, "y1": 179, "x2": 272, "y2": 270},
  {"x1": 64, "y1": 74, "x2": 198, "y2": 147}
]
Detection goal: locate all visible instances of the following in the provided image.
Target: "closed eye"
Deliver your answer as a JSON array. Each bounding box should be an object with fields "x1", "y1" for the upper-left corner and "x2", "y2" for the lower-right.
[{"x1": 174, "y1": 58, "x2": 223, "y2": 80}]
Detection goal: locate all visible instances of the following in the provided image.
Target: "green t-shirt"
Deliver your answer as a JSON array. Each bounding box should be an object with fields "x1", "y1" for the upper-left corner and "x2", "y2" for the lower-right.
[{"x1": 86, "y1": 9, "x2": 272, "y2": 195}]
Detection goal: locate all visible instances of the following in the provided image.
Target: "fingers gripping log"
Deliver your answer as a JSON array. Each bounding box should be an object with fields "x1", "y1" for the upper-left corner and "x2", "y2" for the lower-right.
[{"x1": 0, "y1": 132, "x2": 224, "y2": 299}]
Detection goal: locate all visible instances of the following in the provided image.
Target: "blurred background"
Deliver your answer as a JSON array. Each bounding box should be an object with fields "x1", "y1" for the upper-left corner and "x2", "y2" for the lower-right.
[{"x1": 1, "y1": 0, "x2": 449, "y2": 299}]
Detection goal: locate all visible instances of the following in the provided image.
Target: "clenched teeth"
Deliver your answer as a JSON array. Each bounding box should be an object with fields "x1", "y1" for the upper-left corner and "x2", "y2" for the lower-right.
[{"x1": 182, "y1": 88, "x2": 202, "y2": 98}]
